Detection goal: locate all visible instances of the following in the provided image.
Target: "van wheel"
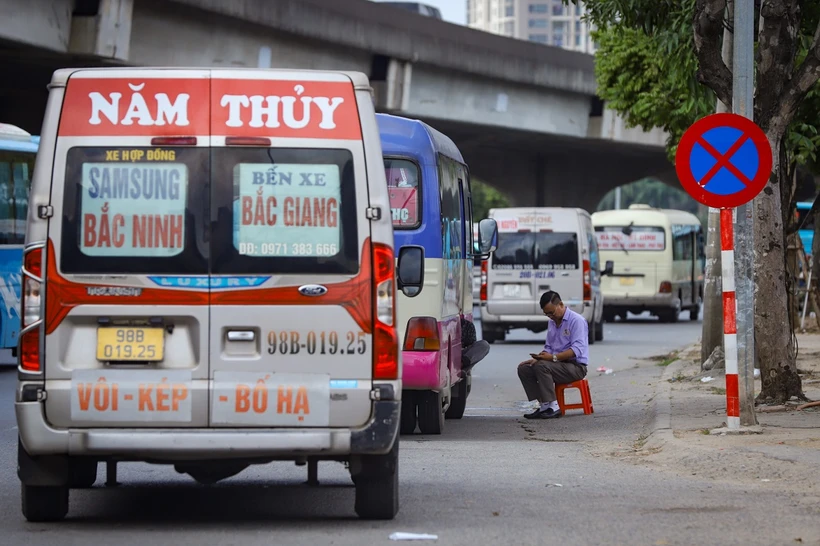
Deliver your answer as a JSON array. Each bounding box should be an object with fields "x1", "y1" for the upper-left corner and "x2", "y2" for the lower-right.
[
  {"x1": 400, "y1": 390, "x2": 418, "y2": 435},
  {"x1": 445, "y1": 378, "x2": 468, "y2": 420},
  {"x1": 594, "y1": 319, "x2": 604, "y2": 342},
  {"x1": 68, "y1": 460, "x2": 97, "y2": 489},
  {"x1": 658, "y1": 306, "x2": 680, "y2": 323},
  {"x1": 587, "y1": 322, "x2": 595, "y2": 345},
  {"x1": 603, "y1": 310, "x2": 615, "y2": 323},
  {"x1": 689, "y1": 305, "x2": 700, "y2": 321},
  {"x1": 353, "y1": 439, "x2": 399, "y2": 520},
  {"x1": 417, "y1": 390, "x2": 444, "y2": 434},
  {"x1": 482, "y1": 327, "x2": 502, "y2": 344},
  {"x1": 21, "y1": 484, "x2": 69, "y2": 522}
]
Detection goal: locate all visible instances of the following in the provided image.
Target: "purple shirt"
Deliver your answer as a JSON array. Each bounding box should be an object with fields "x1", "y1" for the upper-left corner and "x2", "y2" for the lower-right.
[{"x1": 543, "y1": 308, "x2": 589, "y2": 365}]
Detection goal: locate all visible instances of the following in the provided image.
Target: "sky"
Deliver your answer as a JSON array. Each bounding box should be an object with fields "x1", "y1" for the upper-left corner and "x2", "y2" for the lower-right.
[{"x1": 372, "y1": 0, "x2": 467, "y2": 25}]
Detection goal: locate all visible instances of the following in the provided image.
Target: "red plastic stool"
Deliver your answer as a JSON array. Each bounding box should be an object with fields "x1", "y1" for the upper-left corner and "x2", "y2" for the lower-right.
[{"x1": 556, "y1": 379, "x2": 594, "y2": 416}]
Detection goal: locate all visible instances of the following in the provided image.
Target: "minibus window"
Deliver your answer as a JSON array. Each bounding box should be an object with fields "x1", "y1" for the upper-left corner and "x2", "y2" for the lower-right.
[
  {"x1": 535, "y1": 232, "x2": 578, "y2": 270},
  {"x1": 384, "y1": 158, "x2": 420, "y2": 229},
  {"x1": 594, "y1": 226, "x2": 666, "y2": 251},
  {"x1": 492, "y1": 232, "x2": 535, "y2": 270}
]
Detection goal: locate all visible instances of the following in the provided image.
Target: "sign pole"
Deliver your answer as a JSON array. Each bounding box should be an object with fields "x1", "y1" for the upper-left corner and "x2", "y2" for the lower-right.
[
  {"x1": 732, "y1": 0, "x2": 758, "y2": 426},
  {"x1": 720, "y1": 208, "x2": 740, "y2": 429}
]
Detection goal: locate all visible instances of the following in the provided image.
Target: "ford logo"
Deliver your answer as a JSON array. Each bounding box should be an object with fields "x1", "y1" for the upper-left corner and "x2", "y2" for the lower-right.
[{"x1": 298, "y1": 284, "x2": 328, "y2": 297}]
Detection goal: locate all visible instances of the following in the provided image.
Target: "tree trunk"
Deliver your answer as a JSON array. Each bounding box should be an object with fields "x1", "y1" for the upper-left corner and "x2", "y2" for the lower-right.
[{"x1": 754, "y1": 136, "x2": 806, "y2": 403}]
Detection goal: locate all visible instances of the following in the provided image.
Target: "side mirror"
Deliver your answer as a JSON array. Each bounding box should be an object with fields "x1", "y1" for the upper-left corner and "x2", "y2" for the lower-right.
[
  {"x1": 602, "y1": 260, "x2": 614, "y2": 276},
  {"x1": 477, "y1": 218, "x2": 498, "y2": 256},
  {"x1": 397, "y1": 245, "x2": 425, "y2": 298}
]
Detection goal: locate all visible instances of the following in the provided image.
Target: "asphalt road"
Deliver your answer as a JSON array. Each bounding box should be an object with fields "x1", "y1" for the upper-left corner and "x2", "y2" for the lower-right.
[{"x1": 1, "y1": 310, "x2": 818, "y2": 545}]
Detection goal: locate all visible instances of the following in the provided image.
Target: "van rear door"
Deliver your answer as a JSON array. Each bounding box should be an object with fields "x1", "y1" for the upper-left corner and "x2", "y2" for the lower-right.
[
  {"x1": 207, "y1": 71, "x2": 375, "y2": 429},
  {"x1": 487, "y1": 211, "x2": 537, "y2": 316},
  {"x1": 533, "y1": 230, "x2": 582, "y2": 310},
  {"x1": 45, "y1": 69, "x2": 211, "y2": 428}
]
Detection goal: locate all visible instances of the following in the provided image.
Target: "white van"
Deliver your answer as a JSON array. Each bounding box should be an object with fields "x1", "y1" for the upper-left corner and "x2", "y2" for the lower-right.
[
  {"x1": 479, "y1": 207, "x2": 612, "y2": 344},
  {"x1": 592, "y1": 204, "x2": 704, "y2": 322},
  {"x1": 15, "y1": 67, "x2": 425, "y2": 522}
]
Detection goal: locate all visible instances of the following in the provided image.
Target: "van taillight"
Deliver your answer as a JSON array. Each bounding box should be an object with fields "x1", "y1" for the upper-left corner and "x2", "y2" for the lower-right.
[
  {"x1": 20, "y1": 247, "x2": 43, "y2": 372},
  {"x1": 372, "y1": 243, "x2": 398, "y2": 380},
  {"x1": 583, "y1": 259, "x2": 591, "y2": 301},
  {"x1": 403, "y1": 317, "x2": 440, "y2": 351},
  {"x1": 659, "y1": 281, "x2": 673, "y2": 294},
  {"x1": 480, "y1": 260, "x2": 488, "y2": 301}
]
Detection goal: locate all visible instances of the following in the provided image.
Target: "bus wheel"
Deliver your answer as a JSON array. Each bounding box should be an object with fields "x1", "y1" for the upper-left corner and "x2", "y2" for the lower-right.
[
  {"x1": 417, "y1": 390, "x2": 444, "y2": 434},
  {"x1": 445, "y1": 378, "x2": 468, "y2": 420},
  {"x1": 400, "y1": 390, "x2": 418, "y2": 435}
]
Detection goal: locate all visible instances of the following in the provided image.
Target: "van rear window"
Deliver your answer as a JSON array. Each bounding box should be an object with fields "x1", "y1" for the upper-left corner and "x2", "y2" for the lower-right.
[
  {"x1": 594, "y1": 226, "x2": 666, "y2": 251},
  {"x1": 211, "y1": 148, "x2": 359, "y2": 275},
  {"x1": 492, "y1": 232, "x2": 578, "y2": 270},
  {"x1": 61, "y1": 147, "x2": 208, "y2": 274}
]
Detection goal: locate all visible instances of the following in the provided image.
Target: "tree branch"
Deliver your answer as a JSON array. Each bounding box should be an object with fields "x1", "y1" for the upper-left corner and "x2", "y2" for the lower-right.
[
  {"x1": 693, "y1": 0, "x2": 733, "y2": 109},
  {"x1": 778, "y1": 17, "x2": 820, "y2": 121}
]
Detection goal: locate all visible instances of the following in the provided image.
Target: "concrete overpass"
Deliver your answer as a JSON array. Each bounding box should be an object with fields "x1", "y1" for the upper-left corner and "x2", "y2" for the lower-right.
[{"x1": 0, "y1": 0, "x2": 675, "y2": 211}]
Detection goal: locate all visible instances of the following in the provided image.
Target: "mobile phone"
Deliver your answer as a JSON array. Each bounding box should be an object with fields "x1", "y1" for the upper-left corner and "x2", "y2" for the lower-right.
[{"x1": 530, "y1": 353, "x2": 541, "y2": 359}]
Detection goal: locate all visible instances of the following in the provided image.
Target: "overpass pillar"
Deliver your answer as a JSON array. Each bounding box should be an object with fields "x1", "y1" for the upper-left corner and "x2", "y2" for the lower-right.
[{"x1": 69, "y1": 0, "x2": 134, "y2": 61}]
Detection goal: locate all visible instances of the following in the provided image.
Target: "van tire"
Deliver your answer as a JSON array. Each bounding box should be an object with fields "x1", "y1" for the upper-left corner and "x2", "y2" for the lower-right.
[
  {"x1": 658, "y1": 306, "x2": 680, "y2": 323},
  {"x1": 353, "y1": 439, "x2": 399, "y2": 520},
  {"x1": 689, "y1": 305, "x2": 700, "y2": 321},
  {"x1": 482, "y1": 327, "x2": 502, "y2": 344},
  {"x1": 400, "y1": 390, "x2": 418, "y2": 435},
  {"x1": 21, "y1": 484, "x2": 69, "y2": 522},
  {"x1": 417, "y1": 390, "x2": 444, "y2": 434},
  {"x1": 594, "y1": 319, "x2": 604, "y2": 342},
  {"x1": 587, "y1": 322, "x2": 595, "y2": 345},
  {"x1": 445, "y1": 378, "x2": 468, "y2": 420},
  {"x1": 68, "y1": 460, "x2": 97, "y2": 489}
]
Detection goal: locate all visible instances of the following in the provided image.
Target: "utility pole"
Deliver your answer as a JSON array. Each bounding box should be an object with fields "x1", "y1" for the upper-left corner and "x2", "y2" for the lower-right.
[
  {"x1": 701, "y1": 2, "x2": 733, "y2": 367},
  {"x1": 732, "y1": 0, "x2": 758, "y2": 425}
]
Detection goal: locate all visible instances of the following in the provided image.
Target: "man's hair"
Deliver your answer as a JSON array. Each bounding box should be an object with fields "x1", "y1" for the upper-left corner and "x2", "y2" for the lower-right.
[{"x1": 540, "y1": 291, "x2": 562, "y2": 308}]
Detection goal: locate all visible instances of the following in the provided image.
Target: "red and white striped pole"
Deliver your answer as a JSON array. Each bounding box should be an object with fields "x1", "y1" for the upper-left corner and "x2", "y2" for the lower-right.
[{"x1": 720, "y1": 208, "x2": 740, "y2": 430}]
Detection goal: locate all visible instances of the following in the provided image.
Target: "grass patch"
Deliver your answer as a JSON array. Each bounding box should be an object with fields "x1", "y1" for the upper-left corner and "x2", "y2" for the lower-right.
[
  {"x1": 709, "y1": 387, "x2": 726, "y2": 395},
  {"x1": 700, "y1": 428, "x2": 711, "y2": 435},
  {"x1": 657, "y1": 354, "x2": 679, "y2": 367}
]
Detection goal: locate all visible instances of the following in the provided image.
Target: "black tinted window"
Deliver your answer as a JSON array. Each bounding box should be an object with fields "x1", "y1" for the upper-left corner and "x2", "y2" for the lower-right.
[
  {"x1": 535, "y1": 232, "x2": 578, "y2": 270},
  {"x1": 492, "y1": 232, "x2": 535, "y2": 270},
  {"x1": 60, "y1": 147, "x2": 208, "y2": 274}
]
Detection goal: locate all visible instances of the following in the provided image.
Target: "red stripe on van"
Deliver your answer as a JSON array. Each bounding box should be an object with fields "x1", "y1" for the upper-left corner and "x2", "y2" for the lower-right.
[
  {"x1": 43, "y1": 238, "x2": 373, "y2": 334},
  {"x1": 211, "y1": 238, "x2": 374, "y2": 333},
  {"x1": 44, "y1": 240, "x2": 208, "y2": 334}
]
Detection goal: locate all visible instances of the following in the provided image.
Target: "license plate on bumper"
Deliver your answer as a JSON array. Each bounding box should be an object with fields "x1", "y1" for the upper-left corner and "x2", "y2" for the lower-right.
[{"x1": 96, "y1": 327, "x2": 164, "y2": 361}]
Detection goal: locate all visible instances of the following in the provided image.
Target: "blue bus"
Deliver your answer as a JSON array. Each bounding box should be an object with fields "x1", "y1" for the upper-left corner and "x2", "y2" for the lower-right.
[
  {"x1": 796, "y1": 201, "x2": 814, "y2": 257},
  {"x1": 377, "y1": 113, "x2": 496, "y2": 435},
  {"x1": 0, "y1": 123, "x2": 38, "y2": 357}
]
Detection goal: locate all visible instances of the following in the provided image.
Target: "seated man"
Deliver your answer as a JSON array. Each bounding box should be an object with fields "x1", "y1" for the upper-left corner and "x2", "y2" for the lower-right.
[{"x1": 517, "y1": 290, "x2": 589, "y2": 419}]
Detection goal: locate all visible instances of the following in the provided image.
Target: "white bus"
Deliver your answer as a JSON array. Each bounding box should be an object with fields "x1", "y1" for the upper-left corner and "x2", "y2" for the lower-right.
[{"x1": 591, "y1": 204, "x2": 704, "y2": 323}]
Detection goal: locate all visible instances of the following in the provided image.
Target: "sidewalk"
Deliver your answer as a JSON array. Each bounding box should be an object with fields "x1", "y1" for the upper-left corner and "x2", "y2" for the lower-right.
[{"x1": 634, "y1": 332, "x2": 820, "y2": 500}]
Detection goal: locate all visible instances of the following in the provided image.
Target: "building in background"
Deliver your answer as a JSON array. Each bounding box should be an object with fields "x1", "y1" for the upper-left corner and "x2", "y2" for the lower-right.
[{"x1": 467, "y1": 0, "x2": 595, "y2": 53}]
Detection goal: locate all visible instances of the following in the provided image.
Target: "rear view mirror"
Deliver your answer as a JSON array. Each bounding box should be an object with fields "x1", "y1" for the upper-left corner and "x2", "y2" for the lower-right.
[
  {"x1": 602, "y1": 260, "x2": 614, "y2": 276},
  {"x1": 477, "y1": 218, "x2": 498, "y2": 256},
  {"x1": 397, "y1": 245, "x2": 424, "y2": 297}
]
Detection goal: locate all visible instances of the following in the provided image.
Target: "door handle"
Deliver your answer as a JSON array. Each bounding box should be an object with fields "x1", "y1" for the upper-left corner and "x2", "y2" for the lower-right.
[
  {"x1": 561, "y1": 272, "x2": 570, "y2": 277},
  {"x1": 227, "y1": 330, "x2": 255, "y2": 342}
]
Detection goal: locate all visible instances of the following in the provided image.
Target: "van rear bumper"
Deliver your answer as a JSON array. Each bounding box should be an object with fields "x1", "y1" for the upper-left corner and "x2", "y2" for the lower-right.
[
  {"x1": 401, "y1": 350, "x2": 441, "y2": 390},
  {"x1": 15, "y1": 398, "x2": 399, "y2": 459}
]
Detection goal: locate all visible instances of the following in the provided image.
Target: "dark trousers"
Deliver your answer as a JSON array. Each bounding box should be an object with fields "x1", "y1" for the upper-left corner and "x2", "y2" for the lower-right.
[{"x1": 517, "y1": 359, "x2": 588, "y2": 404}]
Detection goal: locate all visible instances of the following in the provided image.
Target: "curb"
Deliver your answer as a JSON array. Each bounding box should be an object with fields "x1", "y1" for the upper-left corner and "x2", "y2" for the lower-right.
[{"x1": 642, "y1": 348, "x2": 695, "y2": 451}]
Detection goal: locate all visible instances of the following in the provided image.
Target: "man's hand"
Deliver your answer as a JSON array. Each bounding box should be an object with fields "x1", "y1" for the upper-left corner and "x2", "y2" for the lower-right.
[{"x1": 530, "y1": 352, "x2": 552, "y2": 361}]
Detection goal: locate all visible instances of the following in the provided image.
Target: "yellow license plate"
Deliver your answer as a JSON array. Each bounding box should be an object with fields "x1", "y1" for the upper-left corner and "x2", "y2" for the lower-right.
[
  {"x1": 620, "y1": 277, "x2": 636, "y2": 286},
  {"x1": 96, "y1": 327, "x2": 164, "y2": 361}
]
